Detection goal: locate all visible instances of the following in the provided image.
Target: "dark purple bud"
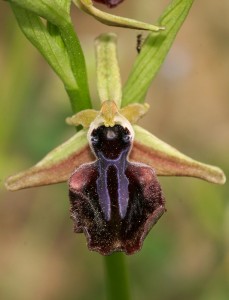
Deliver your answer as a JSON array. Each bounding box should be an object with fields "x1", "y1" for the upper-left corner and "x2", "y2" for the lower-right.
[
  {"x1": 93, "y1": 0, "x2": 124, "y2": 8},
  {"x1": 69, "y1": 124, "x2": 165, "y2": 255}
]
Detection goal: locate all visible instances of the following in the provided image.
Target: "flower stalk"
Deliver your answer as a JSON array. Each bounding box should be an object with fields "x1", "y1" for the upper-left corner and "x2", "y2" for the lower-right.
[{"x1": 105, "y1": 253, "x2": 131, "y2": 300}]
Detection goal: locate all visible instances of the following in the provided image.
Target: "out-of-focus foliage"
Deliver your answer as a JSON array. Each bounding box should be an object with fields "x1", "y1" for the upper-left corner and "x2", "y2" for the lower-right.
[{"x1": 0, "y1": 1, "x2": 229, "y2": 300}]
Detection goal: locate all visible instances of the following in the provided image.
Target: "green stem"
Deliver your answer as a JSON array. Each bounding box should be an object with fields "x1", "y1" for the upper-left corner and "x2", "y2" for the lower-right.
[
  {"x1": 60, "y1": 22, "x2": 92, "y2": 112},
  {"x1": 104, "y1": 253, "x2": 131, "y2": 300},
  {"x1": 66, "y1": 87, "x2": 87, "y2": 113}
]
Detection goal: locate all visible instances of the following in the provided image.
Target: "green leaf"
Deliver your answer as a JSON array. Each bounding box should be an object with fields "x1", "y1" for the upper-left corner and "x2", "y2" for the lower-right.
[
  {"x1": 11, "y1": 5, "x2": 76, "y2": 89},
  {"x1": 55, "y1": 0, "x2": 71, "y2": 13},
  {"x1": 9, "y1": 1, "x2": 92, "y2": 112},
  {"x1": 8, "y1": 0, "x2": 70, "y2": 27},
  {"x1": 131, "y1": 125, "x2": 226, "y2": 185},
  {"x1": 60, "y1": 23, "x2": 92, "y2": 111},
  {"x1": 5, "y1": 129, "x2": 93, "y2": 191},
  {"x1": 46, "y1": 22, "x2": 65, "y2": 49},
  {"x1": 122, "y1": 0, "x2": 195, "y2": 106}
]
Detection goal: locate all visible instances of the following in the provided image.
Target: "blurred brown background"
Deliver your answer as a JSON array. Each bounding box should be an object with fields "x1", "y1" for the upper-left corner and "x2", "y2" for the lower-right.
[{"x1": 0, "y1": 1, "x2": 229, "y2": 299}]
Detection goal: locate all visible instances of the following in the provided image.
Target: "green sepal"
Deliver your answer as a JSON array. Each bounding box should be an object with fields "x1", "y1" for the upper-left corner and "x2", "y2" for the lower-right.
[
  {"x1": 5, "y1": 129, "x2": 93, "y2": 191},
  {"x1": 7, "y1": 0, "x2": 71, "y2": 27},
  {"x1": 95, "y1": 33, "x2": 122, "y2": 108},
  {"x1": 8, "y1": 0, "x2": 92, "y2": 112},
  {"x1": 131, "y1": 125, "x2": 226, "y2": 185}
]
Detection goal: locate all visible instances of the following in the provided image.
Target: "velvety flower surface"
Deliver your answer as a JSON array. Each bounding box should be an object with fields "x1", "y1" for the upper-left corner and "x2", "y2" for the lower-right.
[{"x1": 69, "y1": 123, "x2": 165, "y2": 255}]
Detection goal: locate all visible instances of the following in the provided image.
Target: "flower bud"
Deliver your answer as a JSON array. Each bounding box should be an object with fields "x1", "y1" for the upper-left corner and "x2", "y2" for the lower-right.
[{"x1": 93, "y1": 0, "x2": 124, "y2": 8}]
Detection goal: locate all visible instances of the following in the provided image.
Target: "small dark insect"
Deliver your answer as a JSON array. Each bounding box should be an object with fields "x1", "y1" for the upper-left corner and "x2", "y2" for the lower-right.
[
  {"x1": 136, "y1": 33, "x2": 143, "y2": 54},
  {"x1": 93, "y1": 0, "x2": 124, "y2": 8}
]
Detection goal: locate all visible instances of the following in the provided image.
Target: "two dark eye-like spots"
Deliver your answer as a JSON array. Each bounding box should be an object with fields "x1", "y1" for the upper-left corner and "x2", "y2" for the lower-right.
[
  {"x1": 90, "y1": 125, "x2": 132, "y2": 159},
  {"x1": 91, "y1": 125, "x2": 131, "y2": 145}
]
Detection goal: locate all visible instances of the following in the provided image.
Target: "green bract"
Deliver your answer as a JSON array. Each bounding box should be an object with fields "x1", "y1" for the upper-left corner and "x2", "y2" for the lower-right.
[
  {"x1": 123, "y1": 0, "x2": 195, "y2": 105},
  {"x1": 8, "y1": 0, "x2": 91, "y2": 112},
  {"x1": 73, "y1": 0, "x2": 164, "y2": 32}
]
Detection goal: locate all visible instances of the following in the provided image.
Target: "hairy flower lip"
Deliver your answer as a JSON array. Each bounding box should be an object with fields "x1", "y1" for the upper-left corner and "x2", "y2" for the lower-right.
[
  {"x1": 69, "y1": 149, "x2": 166, "y2": 255},
  {"x1": 82, "y1": 204, "x2": 166, "y2": 256}
]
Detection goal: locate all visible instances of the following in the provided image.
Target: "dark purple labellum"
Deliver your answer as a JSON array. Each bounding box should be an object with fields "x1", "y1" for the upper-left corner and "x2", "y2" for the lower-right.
[
  {"x1": 93, "y1": 0, "x2": 124, "y2": 8},
  {"x1": 69, "y1": 125, "x2": 165, "y2": 255},
  {"x1": 91, "y1": 125, "x2": 131, "y2": 221}
]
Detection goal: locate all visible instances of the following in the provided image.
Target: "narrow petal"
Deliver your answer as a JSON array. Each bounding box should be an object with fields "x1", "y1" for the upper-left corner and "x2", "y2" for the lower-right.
[
  {"x1": 130, "y1": 125, "x2": 226, "y2": 185},
  {"x1": 5, "y1": 129, "x2": 94, "y2": 191},
  {"x1": 66, "y1": 109, "x2": 98, "y2": 127},
  {"x1": 120, "y1": 103, "x2": 149, "y2": 124}
]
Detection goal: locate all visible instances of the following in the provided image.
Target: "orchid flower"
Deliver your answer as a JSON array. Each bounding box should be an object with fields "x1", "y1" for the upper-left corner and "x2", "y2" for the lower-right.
[{"x1": 5, "y1": 33, "x2": 225, "y2": 255}]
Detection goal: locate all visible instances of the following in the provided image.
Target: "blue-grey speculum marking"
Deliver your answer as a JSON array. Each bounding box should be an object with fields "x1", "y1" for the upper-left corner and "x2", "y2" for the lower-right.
[{"x1": 91, "y1": 125, "x2": 132, "y2": 221}]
